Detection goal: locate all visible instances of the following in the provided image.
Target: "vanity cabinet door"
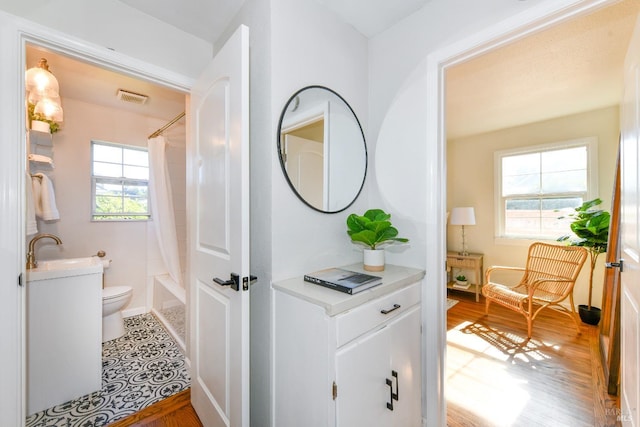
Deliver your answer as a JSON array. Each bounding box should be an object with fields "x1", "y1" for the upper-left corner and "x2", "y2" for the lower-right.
[
  {"x1": 335, "y1": 321, "x2": 393, "y2": 427},
  {"x1": 335, "y1": 305, "x2": 421, "y2": 427},
  {"x1": 389, "y1": 305, "x2": 422, "y2": 427}
]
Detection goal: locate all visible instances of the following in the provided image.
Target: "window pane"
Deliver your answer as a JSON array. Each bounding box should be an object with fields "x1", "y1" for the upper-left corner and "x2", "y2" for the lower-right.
[
  {"x1": 505, "y1": 199, "x2": 541, "y2": 236},
  {"x1": 94, "y1": 144, "x2": 122, "y2": 163},
  {"x1": 503, "y1": 173, "x2": 540, "y2": 196},
  {"x1": 95, "y1": 181, "x2": 123, "y2": 196},
  {"x1": 95, "y1": 195, "x2": 123, "y2": 213},
  {"x1": 94, "y1": 162, "x2": 122, "y2": 178},
  {"x1": 540, "y1": 197, "x2": 582, "y2": 237},
  {"x1": 123, "y1": 165, "x2": 149, "y2": 180},
  {"x1": 124, "y1": 148, "x2": 149, "y2": 167},
  {"x1": 541, "y1": 147, "x2": 586, "y2": 173},
  {"x1": 92, "y1": 142, "x2": 149, "y2": 221},
  {"x1": 502, "y1": 153, "x2": 539, "y2": 176},
  {"x1": 541, "y1": 170, "x2": 587, "y2": 193}
]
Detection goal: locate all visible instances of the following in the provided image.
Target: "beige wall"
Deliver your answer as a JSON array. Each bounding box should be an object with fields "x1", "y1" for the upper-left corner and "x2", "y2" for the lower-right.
[
  {"x1": 447, "y1": 106, "x2": 619, "y2": 308},
  {"x1": 31, "y1": 97, "x2": 186, "y2": 314}
]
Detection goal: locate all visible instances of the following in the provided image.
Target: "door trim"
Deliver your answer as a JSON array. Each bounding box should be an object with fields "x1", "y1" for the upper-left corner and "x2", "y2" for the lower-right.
[
  {"x1": 0, "y1": 10, "x2": 194, "y2": 423},
  {"x1": 423, "y1": 0, "x2": 620, "y2": 425}
]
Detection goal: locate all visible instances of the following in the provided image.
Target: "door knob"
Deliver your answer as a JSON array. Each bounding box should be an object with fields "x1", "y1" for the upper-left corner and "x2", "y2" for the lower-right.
[{"x1": 213, "y1": 273, "x2": 240, "y2": 291}]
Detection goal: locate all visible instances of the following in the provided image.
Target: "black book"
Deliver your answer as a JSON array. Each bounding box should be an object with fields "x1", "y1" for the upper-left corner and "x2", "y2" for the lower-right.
[{"x1": 303, "y1": 268, "x2": 383, "y2": 294}]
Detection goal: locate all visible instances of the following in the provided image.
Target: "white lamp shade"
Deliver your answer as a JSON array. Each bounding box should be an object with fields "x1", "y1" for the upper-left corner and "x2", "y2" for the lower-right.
[
  {"x1": 25, "y1": 66, "x2": 59, "y2": 98},
  {"x1": 449, "y1": 207, "x2": 476, "y2": 226},
  {"x1": 34, "y1": 96, "x2": 64, "y2": 122}
]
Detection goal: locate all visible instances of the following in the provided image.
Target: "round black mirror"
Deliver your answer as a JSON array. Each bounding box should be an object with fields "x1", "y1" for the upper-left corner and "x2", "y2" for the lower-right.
[{"x1": 277, "y1": 86, "x2": 367, "y2": 213}]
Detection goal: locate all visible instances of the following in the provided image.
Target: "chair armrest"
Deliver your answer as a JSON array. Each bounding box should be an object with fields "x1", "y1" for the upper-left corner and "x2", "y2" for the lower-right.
[{"x1": 485, "y1": 265, "x2": 525, "y2": 284}]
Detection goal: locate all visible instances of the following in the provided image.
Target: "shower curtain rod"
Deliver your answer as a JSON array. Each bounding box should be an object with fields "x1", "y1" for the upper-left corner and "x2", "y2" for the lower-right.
[{"x1": 148, "y1": 111, "x2": 185, "y2": 139}]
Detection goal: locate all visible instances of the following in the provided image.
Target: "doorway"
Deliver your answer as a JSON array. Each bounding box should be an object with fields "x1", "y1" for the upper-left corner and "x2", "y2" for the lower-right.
[
  {"x1": 16, "y1": 31, "x2": 191, "y2": 425},
  {"x1": 443, "y1": 2, "x2": 637, "y2": 422}
]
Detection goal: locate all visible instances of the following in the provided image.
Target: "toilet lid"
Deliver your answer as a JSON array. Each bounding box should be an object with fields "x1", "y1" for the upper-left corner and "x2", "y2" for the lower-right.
[{"x1": 103, "y1": 286, "x2": 132, "y2": 300}]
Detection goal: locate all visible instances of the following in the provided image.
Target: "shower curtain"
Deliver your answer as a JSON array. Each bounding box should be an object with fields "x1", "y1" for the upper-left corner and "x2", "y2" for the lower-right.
[{"x1": 148, "y1": 136, "x2": 182, "y2": 286}]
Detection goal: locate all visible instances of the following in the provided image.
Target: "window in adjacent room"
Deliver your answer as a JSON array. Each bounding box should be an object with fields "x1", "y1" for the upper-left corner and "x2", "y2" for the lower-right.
[
  {"x1": 495, "y1": 137, "x2": 597, "y2": 240},
  {"x1": 91, "y1": 141, "x2": 150, "y2": 221}
]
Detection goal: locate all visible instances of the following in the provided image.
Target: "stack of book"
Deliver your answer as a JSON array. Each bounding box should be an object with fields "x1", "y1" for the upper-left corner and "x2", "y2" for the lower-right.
[{"x1": 304, "y1": 268, "x2": 383, "y2": 294}]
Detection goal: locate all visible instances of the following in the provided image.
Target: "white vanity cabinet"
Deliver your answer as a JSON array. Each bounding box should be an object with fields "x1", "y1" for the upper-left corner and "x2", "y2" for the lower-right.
[{"x1": 273, "y1": 264, "x2": 424, "y2": 427}]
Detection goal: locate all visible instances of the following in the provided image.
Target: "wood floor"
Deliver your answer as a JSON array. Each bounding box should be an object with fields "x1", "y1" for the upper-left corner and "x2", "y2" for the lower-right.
[
  {"x1": 107, "y1": 389, "x2": 202, "y2": 427},
  {"x1": 446, "y1": 290, "x2": 620, "y2": 427}
]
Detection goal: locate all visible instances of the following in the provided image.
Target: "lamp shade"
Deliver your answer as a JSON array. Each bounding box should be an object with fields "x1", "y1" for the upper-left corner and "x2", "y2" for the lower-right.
[
  {"x1": 449, "y1": 207, "x2": 476, "y2": 226},
  {"x1": 25, "y1": 59, "x2": 59, "y2": 98},
  {"x1": 34, "y1": 96, "x2": 64, "y2": 122}
]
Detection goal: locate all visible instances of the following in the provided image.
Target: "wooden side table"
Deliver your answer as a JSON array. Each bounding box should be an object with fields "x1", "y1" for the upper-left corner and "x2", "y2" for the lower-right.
[{"x1": 446, "y1": 252, "x2": 484, "y2": 302}]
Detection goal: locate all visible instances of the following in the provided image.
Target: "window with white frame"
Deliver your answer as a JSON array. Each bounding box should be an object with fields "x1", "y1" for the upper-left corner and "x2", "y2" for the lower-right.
[
  {"x1": 91, "y1": 141, "x2": 150, "y2": 221},
  {"x1": 495, "y1": 137, "x2": 597, "y2": 240}
]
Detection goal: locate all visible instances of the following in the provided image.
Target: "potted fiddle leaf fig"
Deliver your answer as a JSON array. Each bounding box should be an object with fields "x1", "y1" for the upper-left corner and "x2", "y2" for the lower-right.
[
  {"x1": 346, "y1": 208, "x2": 409, "y2": 271},
  {"x1": 558, "y1": 198, "x2": 610, "y2": 325}
]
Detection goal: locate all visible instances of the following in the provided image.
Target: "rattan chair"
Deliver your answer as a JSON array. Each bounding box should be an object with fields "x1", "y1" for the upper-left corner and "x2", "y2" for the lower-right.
[{"x1": 482, "y1": 242, "x2": 588, "y2": 338}]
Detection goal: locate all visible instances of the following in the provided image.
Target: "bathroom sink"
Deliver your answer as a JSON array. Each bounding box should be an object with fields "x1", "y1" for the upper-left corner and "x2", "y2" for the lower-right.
[{"x1": 26, "y1": 257, "x2": 103, "y2": 281}]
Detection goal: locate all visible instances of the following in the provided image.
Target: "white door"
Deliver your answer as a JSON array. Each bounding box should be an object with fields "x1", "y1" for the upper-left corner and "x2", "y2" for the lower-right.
[
  {"x1": 620, "y1": 19, "x2": 640, "y2": 427},
  {"x1": 188, "y1": 25, "x2": 250, "y2": 427},
  {"x1": 284, "y1": 134, "x2": 324, "y2": 208}
]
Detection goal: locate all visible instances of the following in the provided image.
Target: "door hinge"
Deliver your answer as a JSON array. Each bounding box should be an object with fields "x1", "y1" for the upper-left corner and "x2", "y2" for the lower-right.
[
  {"x1": 332, "y1": 381, "x2": 337, "y2": 400},
  {"x1": 18, "y1": 273, "x2": 23, "y2": 287}
]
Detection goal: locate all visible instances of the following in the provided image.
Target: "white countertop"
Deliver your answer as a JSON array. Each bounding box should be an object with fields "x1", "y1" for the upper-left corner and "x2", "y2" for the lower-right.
[{"x1": 272, "y1": 264, "x2": 425, "y2": 316}]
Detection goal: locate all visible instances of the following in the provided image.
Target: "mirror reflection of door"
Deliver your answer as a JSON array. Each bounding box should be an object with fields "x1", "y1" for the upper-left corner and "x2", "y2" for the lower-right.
[
  {"x1": 282, "y1": 108, "x2": 329, "y2": 210},
  {"x1": 284, "y1": 132, "x2": 324, "y2": 209},
  {"x1": 277, "y1": 86, "x2": 367, "y2": 213}
]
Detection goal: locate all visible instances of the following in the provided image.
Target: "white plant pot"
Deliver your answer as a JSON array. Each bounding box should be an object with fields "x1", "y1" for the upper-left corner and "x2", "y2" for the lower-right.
[
  {"x1": 363, "y1": 249, "x2": 385, "y2": 272},
  {"x1": 31, "y1": 120, "x2": 50, "y2": 133}
]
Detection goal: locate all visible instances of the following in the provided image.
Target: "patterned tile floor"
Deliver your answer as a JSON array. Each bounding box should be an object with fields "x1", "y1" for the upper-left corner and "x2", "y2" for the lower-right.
[{"x1": 26, "y1": 313, "x2": 190, "y2": 427}]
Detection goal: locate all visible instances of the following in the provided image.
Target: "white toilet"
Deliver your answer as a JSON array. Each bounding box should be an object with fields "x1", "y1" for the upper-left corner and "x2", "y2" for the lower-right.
[{"x1": 102, "y1": 286, "x2": 133, "y2": 343}]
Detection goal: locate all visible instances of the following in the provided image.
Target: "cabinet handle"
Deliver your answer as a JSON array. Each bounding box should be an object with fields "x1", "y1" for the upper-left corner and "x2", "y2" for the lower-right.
[
  {"x1": 385, "y1": 378, "x2": 394, "y2": 411},
  {"x1": 392, "y1": 370, "x2": 399, "y2": 401},
  {"x1": 380, "y1": 304, "x2": 401, "y2": 315}
]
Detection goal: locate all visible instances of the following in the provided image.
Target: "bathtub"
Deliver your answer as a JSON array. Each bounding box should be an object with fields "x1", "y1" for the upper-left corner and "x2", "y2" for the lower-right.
[{"x1": 151, "y1": 274, "x2": 186, "y2": 353}]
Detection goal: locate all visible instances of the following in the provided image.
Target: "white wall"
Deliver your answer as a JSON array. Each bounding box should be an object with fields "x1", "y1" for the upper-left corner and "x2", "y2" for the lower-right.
[
  {"x1": 447, "y1": 106, "x2": 619, "y2": 309},
  {"x1": 33, "y1": 97, "x2": 184, "y2": 315},
  {"x1": 0, "y1": 0, "x2": 212, "y2": 79},
  {"x1": 270, "y1": 0, "x2": 370, "y2": 282},
  {"x1": 368, "y1": 0, "x2": 551, "y2": 271}
]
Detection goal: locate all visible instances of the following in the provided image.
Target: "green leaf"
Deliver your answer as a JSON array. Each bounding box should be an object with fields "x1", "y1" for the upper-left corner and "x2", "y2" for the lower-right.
[{"x1": 346, "y1": 208, "x2": 409, "y2": 249}]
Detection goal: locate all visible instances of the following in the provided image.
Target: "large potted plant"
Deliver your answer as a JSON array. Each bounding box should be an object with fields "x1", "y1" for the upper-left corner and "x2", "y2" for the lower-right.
[
  {"x1": 346, "y1": 208, "x2": 409, "y2": 271},
  {"x1": 558, "y1": 198, "x2": 610, "y2": 325}
]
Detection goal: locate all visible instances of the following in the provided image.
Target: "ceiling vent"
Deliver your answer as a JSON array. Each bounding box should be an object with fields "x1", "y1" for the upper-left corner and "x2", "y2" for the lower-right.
[{"x1": 117, "y1": 89, "x2": 148, "y2": 105}]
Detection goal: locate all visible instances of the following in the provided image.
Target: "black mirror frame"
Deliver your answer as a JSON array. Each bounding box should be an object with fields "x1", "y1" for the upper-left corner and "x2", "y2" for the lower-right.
[{"x1": 276, "y1": 85, "x2": 368, "y2": 214}]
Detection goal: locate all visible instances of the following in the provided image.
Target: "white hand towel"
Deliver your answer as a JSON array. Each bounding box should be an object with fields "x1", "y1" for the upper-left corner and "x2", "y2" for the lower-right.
[
  {"x1": 26, "y1": 172, "x2": 38, "y2": 235},
  {"x1": 32, "y1": 173, "x2": 60, "y2": 221}
]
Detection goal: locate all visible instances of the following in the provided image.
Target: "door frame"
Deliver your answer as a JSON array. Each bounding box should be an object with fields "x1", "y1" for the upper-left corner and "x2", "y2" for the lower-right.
[
  {"x1": 0, "y1": 11, "x2": 193, "y2": 424},
  {"x1": 424, "y1": 0, "x2": 620, "y2": 425}
]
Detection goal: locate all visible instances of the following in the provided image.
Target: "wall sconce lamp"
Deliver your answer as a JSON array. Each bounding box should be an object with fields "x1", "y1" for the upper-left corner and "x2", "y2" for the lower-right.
[
  {"x1": 449, "y1": 207, "x2": 476, "y2": 256},
  {"x1": 25, "y1": 57, "x2": 63, "y2": 126}
]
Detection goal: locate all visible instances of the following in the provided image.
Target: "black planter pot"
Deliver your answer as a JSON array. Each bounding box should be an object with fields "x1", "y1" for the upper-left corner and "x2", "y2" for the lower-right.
[{"x1": 578, "y1": 304, "x2": 601, "y2": 325}]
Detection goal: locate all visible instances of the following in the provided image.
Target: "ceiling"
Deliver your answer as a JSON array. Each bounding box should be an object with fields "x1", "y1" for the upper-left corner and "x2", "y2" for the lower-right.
[
  {"x1": 26, "y1": 0, "x2": 639, "y2": 140},
  {"x1": 117, "y1": 0, "x2": 433, "y2": 41},
  {"x1": 446, "y1": 0, "x2": 639, "y2": 139}
]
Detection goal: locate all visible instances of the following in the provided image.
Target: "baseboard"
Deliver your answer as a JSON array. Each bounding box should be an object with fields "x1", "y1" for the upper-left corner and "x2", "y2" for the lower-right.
[{"x1": 122, "y1": 306, "x2": 147, "y2": 318}]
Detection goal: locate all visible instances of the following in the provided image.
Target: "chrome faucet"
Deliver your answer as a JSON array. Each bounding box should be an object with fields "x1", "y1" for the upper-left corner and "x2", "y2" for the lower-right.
[{"x1": 26, "y1": 234, "x2": 62, "y2": 269}]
